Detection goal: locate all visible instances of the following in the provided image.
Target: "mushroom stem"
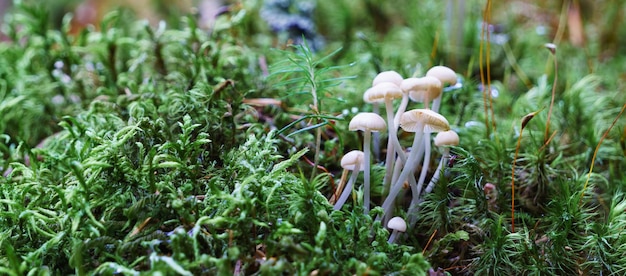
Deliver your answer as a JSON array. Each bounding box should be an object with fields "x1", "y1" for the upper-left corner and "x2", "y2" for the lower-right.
[
  {"x1": 372, "y1": 103, "x2": 381, "y2": 161},
  {"x1": 413, "y1": 132, "x2": 432, "y2": 205},
  {"x1": 379, "y1": 124, "x2": 425, "y2": 221},
  {"x1": 391, "y1": 145, "x2": 423, "y2": 187},
  {"x1": 432, "y1": 94, "x2": 443, "y2": 113},
  {"x1": 387, "y1": 229, "x2": 400, "y2": 243},
  {"x1": 382, "y1": 100, "x2": 406, "y2": 197},
  {"x1": 363, "y1": 131, "x2": 372, "y2": 214},
  {"x1": 334, "y1": 163, "x2": 361, "y2": 211},
  {"x1": 406, "y1": 133, "x2": 432, "y2": 224},
  {"x1": 393, "y1": 94, "x2": 410, "y2": 128},
  {"x1": 424, "y1": 148, "x2": 449, "y2": 194}
]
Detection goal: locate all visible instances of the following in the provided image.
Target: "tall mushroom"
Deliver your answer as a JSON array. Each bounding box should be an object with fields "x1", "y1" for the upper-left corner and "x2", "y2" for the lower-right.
[
  {"x1": 333, "y1": 150, "x2": 365, "y2": 211},
  {"x1": 363, "y1": 82, "x2": 406, "y2": 198},
  {"x1": 370, "y1": 71, "x2": 404, "y2": 161},
  {"x1": 349, "y1": 112, "x2": 386, "y2": 214},
  {"x1": 388, "y1": 76, "x2": 442, "y2": 190},
  {"x1": 400, "y1": 76, "x2": 444, "y2": 199},
  {"x1": 426, "y1": 66, "x2": 457, "y2": 113},
  {"x1": 379, "y1": 109, "x2": 450, "y2": 221}
]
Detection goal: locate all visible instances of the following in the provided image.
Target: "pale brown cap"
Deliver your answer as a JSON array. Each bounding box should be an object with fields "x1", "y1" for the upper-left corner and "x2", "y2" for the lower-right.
[
  {"x1": 400, "y1": 76, "x2": 442, "y2": 103},
  {"x1": 372, "y1": 70, "x2": 403, "y2": 87},
  {"x1": 400, "y1": 109, "x2": 450, "y2": 133},
  {"x1": 426, "y1": 66, "x2": 457, "y2": 86},
  {"x1": 349, "y1": 112, "x2": 387, "y2": 132},
  {"x1": 434, "y1": 130, "x2": 460, "y2": 147},
  {"x1": 363, "y1": 82, "x2": 403, "y2": 103},
  {"x1": 341, "y1": 150, "x2": 365, "y2": 171}
]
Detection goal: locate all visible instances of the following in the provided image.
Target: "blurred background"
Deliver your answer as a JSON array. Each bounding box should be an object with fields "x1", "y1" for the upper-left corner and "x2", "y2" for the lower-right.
[
  {"x1": 0, "y1": 0, "x2": 623, "y2": 59},
  {"x1": 1, "y1": 0, "x2": 624, "y2": 113}
]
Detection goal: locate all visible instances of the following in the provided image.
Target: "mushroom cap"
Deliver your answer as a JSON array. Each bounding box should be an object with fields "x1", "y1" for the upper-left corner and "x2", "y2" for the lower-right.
[
  {"x1": 426, "y1": 66, "x2": 457, "y2": 86},
  {"x1": 363, "y1": 82, "x2": 403, "y2": 103},
  {"x1": 372, "y1": 70, "x2": 403, "y2": 87},
  {"x1": 349, "y1": 112, "x2": 387, "y2": 132},
  {"x1": 400, "y1": 76, "x2": 442, "y2": 103},
  {"x1": 434, "y1": 130, "x2": 460, "y2": 147},
  {"x1": 340, "y1": 150, "x2": 365, "y2": 171},
  {"x1": 400, "y1": 109, "x2": 450, "y2": 133},
  {"x1": 387, "y1": 216, "x2": 407, "y2": 232}
]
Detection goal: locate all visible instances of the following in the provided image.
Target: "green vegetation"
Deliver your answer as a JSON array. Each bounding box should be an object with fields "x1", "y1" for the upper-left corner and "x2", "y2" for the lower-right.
[{"x1": 1, "y1": 0, "x2": 625, "y2": 275}]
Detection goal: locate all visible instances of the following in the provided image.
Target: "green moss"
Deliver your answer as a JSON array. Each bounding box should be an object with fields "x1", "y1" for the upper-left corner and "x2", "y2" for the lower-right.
[{"x1": 1, "y1": 0, "x2": 626, "y2": 274}]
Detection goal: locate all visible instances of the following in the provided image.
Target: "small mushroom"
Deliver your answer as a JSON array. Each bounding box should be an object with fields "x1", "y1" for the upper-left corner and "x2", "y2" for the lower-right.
[
  {"x1": 408, "y1": 130, "x2": 459, "y2": 226},
  {"x1": 387, "y1": 216, "x2": 407, "y2": 243},
  {"x1": 401, "y1": 76, "x2": 442, "y2": 109},
  {"x1": 395, "y1": 76, "x2": 442, "y2": 129},
  {"x1": 370, "y1": 70, "x2": 403, "y2": 162},
  {"x1": 363, "y1": 82, "x2": 406, "y2": 198},
  {"x1": 387, "y1": 77, "x2": 444, "y2": 200},
  {"x1": 425, "y1": 66, "x2": 457, "y2": 113},
  {"x1": 424, "y1": 130, "x2": 460, "y2": 194},
  {"x1": 372, "y1": 70, "x2": 403, "y2": 87},
  {"x1": 333, "y1": 150, "x2": 365, "y2": 211},
  {"x1": 349, "y1": 112, "x2": 386, "y2": 214},
  {"x1": 380, "y1": 109, "x2": 449, "y2": 221}
]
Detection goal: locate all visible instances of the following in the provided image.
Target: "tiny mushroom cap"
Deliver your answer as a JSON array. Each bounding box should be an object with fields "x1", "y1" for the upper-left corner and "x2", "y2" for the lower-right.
[
  {"x1": 400, "y1": 76, "x2": 442, "y2": 103},
  {"x1": 426, "y1": 66, "x2": 457, "y2": 87},
  {"x1": 349, "y1": 112, "x2": 387, "y2": 132},
  {"x1": 387, "y1": 216, "x2": 407, "y2": 232},
  {"x1": 400, "y1": 109, "x2": 450, "y2": 133},
  {"x1": 341, "y1": 150, "x2": 365, "y2": 171},
  {"x1": 434, "y1": 130, "x2": 460, "y2": 147},
  {"x1": 372, "y1": 70, "x2": 403, "y2": 87},
  {"x1": 363, "y1": 82, "x2": 404, "y2": 104}
]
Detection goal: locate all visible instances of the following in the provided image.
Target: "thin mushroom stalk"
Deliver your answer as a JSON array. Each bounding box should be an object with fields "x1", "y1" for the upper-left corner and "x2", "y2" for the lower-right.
[
  {"x1": 424, "y1": 152, "x2": 447, "y2": 195},
  {"x1": 362, "y1": 131, "x2": 373, "y2": 213},
  {"x1": 382, "y1": 99, "x2": 400, "y2": 193},
  {"x1": 410, "y1": 130, "x2": 459, "y2": 226},
  {"x1": 391, "y1": 144, "x2": 423, "y2": 187},
  {"x1": 363, "y1": 82, "x2": 405, "y2": 199},
  {"x1": 397, "y1": 76, "x2": 442, "y2": 189},
  {"x1": 372, "y1": 102, "x2": 380, "y2": 160},
  {"x1": 371, "y1": 71, "x2": 404, "y2": 163},
  {"x1": 393, "y1": 94, "x2": 410, "y2": 129},
  {"x1": 379, "y1": 123, "x2": 424, "y2": 221},
  {"x1": 407, "y1": 138, "x2": 431, "y2": 225},
  {"x1": 379, "y1": 109, "x2": 450, "y2": 222},
  {"x1": 424, "y1": 130, "x2": 459, "y2": 195},
  {"x1": 334, "y1": 162, "x2": 361, "y2": 211},
  {"x1": 411, "y1": 132, "x2": 432, "y2": 208},
  {"x1": 349, "y1": 112, "x2": 386, "y2": 214}
]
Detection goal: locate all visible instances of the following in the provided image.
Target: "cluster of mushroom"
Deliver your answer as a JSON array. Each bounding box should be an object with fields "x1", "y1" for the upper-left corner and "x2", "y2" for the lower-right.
[{"x1": 332, "y1": 66, "x2": 460, "y2": 243}]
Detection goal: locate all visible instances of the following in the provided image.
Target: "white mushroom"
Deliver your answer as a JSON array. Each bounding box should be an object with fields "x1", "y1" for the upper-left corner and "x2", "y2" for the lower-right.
[
  {"x1": 370, "y1": 70, "x2": 404, "y2": 163},
  {"x1": 333, "y1": 150, "x2": 365, "y2": 211},
  {"x1": 372, "y1": 70, "x2": 403, "y2": 87},
  {"x1": 363, "y1": 82, "x2": 406, "y2": 199},
  {"x1": 379, "y1": 109, "x2": 449, "y2": 221},
  {"x1": 424, "y1": 130, "x2": 460, "y2": 194},
  {"x1": 387, "y1": 216, "x2": 407, "y2": 243},
  {"x1": 426, "y1": 66, "x2": 457, "y2": 113},
  {"x1": 349, "y1": 112, "x2": 386, "y2": 214}
]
